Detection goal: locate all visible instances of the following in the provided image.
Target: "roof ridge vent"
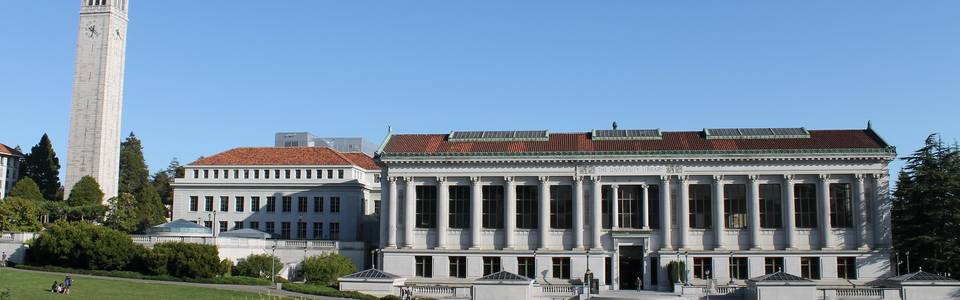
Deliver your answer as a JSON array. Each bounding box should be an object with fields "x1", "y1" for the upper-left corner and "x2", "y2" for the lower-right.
[
  {"x1": 591, "y1": 129, "x2": 662, "y2": 141},
  {"x1": 704, "y1": 127, "x2": 810, "y2": 140},
  {"x1": 448, "y1": 130, "x2": 549, "y2": 142}
]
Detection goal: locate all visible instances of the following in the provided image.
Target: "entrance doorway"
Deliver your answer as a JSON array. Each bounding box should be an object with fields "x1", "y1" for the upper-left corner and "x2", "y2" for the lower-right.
[{"x1": 619, "y1": 246, "x2": 644, "y2": 290}]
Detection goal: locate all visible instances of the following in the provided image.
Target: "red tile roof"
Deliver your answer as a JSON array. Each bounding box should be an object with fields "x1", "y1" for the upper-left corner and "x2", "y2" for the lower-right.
[
  {"x1": 382, "y1": 130, "x2": 890, "y2": 155},
  {"x1": 0, "y1": 143, "x2": 23, "y2": 157},
  {"x1": 191, "y1": 147, "x2": 379, "y2": 169}
]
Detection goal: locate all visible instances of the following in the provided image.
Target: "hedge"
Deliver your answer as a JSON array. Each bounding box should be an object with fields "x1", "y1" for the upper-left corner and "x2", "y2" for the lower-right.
[{"x1": 281, "y1": 283, "x2": 378, "y2": 300}]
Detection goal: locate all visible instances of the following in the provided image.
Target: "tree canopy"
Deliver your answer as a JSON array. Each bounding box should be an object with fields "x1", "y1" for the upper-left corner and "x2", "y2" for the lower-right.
[
  {"x1": 104, "y1": 193, "x2": 139, "y2": 233},
  {"x1": 21, "y1": 134, "x2": 61, "y2": 200},
  {"x1": 0, "y1": 197, "x2": 43, "y2": 232},
  {"x1": 68, "y1": 176, "x2": 104, "y2": 207},
  {"x1": 8, "y1": 177, "x2": 44, "y2": 201},
  {"x1": 893, "y1": 134, "x2": 960, "y2": 278}
]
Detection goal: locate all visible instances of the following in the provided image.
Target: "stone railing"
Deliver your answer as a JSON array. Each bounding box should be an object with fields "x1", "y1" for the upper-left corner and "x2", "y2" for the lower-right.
[
  {"x1": 409, "y1": 286, "x2": 456, "y2": 297},
  {"x1": 820, "y1": 288, "x2": 896, "y2": 300},
  {"x1": 538, "y1": 284, "x2": 579, "y2": 295}
]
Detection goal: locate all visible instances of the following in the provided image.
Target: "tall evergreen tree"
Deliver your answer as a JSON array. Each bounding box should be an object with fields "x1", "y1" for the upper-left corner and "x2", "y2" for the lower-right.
[
  {"x1": 104, "y1": 193, "x2": 138, "y2": 233},
  {"x1": 136, "y1": 186, "x2": 167, "y2": 232},
  {"x1": 151, "y1": 158, "x2": 182, "y2": 206},
  {"x1": 68, "y1": 176, "x2": 104, "y2": 207},
  {"x1": 22, "y1": 134, "x2": 61, "y2": 200},
  {"x1": 119, "y1": 133, "x2": 149, "y2": 195},
  {"x1": 893, "y1": 134, "x2": 960, "y2": 278}
]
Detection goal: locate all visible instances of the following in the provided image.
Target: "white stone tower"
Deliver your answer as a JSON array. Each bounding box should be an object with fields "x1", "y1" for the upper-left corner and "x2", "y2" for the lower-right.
[{"x1": 65, "y1": 0, "x2": 129, "y2": 201}]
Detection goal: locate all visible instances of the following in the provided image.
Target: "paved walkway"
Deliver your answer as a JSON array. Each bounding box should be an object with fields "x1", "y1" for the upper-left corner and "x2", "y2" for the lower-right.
[
  {"x1": 592, "y1": 289, "x2": 687, "y2": 300},
  {"x1": 4, "y1": 267, "x2": 349, "y2": 300}
]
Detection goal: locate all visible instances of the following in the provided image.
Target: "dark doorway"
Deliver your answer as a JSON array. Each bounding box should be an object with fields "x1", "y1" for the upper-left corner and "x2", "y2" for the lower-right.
[{"x1": 619, "y1": 246, "x2": 644, "y2": 290}]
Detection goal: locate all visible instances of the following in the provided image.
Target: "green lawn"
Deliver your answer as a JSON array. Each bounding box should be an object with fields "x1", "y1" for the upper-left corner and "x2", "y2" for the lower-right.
[{"x1": 0, "y1": 268, "x2": 291, "y2": 300}]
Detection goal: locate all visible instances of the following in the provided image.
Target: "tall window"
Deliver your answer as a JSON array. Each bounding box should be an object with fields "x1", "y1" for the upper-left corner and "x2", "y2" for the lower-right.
[
  {"x1": 724, "y1": 184, "x2": 747, "y2": 229},
  {"x1": 552, "y1": 257, "x2": 570, "y2": 279},
  {"x1": 280, "y1": 222, "x2": 291, "y2": 239},
  {"x1": 516, "y1": 186, "x2": 538, "y2": 229},
  {"x1": 550, "y1": 185, "x2": 573, "y2": 229},
  {"x1": 602, "y1": 187, "x2": 611, "y2": 229},
  {"x1": 250, "y1": 221, "x2": 259, "y2": 231},
  {"x1": 689, "y1": 184, "x2": 712, "y2": 229},
  {"x1": 205, "y1": 196, "x2": 214, "y2": 212},
  {"x1": 794, "y1": 184, "x2": 818, "y2": 228},
  {"x1": 449, "y1": 256, "x2": 467, "y2": 278},
  {"x1": 298, "y1": 197, "x2": 308, "y2": 212},
  {"x1": 220, "y1": 196, "x2": 229, "y2": 212},
  {"x1": 266, "y1": 197, "x2": 276, "y2": 212},
  {"x1": 649, "y1": 185, "x2": 661, "y2": 229},
  {"x1": 830, "y1": 183, "x2": 853, "y2": 228},
  {"x1": 730, "y1": 257, "x2": 748, "y2": 280},
  {"x1": 482, "y1": 185, "x2": 504, "y2": 229},
  {"x1": 415, "y1": 256, "x2": 432, "y2": 278},
  {"x1": 330, "y1": 197, "x2": 341, "y2": 213},
  {"x1": 190, "y1": 196, "x2": 198, "y2": 211},
  {"x1": 764, "y1": 257, "x2": 784, "y2": 274},
  {"x1": 327, "y1": 170, "x2": 333, "y2": 179},
  {"x1": 483, "y1": 257, "x2": 501, "y2": 276},
  {"x1": 618, "y1": 186, "x2": 642, "y2": 229},
  {"x1": 837, "y1": 257, "x2": 857, "y2": 279},
  {"x1": 800, "y1": 257, "x2": 821, "y2": 279},
  {"x1": 235, "y1": 197, "x2": 244, "y2": 212},
  {"x1": 313, "y1": 223, "x2": 323, "y2": 239},
  {"x1": 518, "y1": 257, "x2": 536, "y2": 279},
  {"x1": 251, "y1": 197, "x2": 261, "y2": 212},
  {"x1": 416, "y1": 186, "x2": 437, "y2": 228},
  {"x1": 219, "y1": 221, "x2": 227, "y2": 233},
  {"x1": 449, "y1": 186, "x2": 471, "y2": 229},
  {"x1": 234, "y1": 221, "x2": 243, "y2": 230},
  {"x1": 265, "y1": 222, "x2": 275, "y2": 234},
  {"x1": 759, "y1": 184, "x2": 782, "y2": 228},
  {"x1": 693, "y1": 257, "x2": 713, "y2": 279},
  {"x1": 329, "y1": 222, "x2": 340, "y2": 240},
  {"x1": 314, "y1": 197, "x2": 323, "y2": 213},
  {"x1": 297, "y1": 222, "x2": 307, "y2": 239},
  {"x1": 282, "y1": 197, "x2": 292, "y2": 212}
]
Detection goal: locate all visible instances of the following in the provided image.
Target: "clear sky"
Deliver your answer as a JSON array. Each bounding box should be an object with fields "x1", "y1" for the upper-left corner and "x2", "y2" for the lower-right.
[{"x1": 1, "y1": 1, "x2": 958, "y2": 178}]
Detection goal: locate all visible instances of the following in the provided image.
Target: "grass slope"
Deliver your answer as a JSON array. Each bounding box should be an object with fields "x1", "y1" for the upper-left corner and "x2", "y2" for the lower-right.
[{"x1": 0, "y1": 269, "x2": 289, "y2": 300}]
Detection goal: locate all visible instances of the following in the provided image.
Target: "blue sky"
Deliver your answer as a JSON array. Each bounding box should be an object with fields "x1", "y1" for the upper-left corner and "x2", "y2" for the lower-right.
[{"x1": 1, "y1": 1, "x2": 958, "y2": 177}]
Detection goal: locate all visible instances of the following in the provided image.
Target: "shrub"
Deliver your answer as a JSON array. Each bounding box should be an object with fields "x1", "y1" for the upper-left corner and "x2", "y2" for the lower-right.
[
  {"x1": 7, "y1": 177, "x2": 44, "y2": 201},
  {"x1": 148, "y1": 242, "x2": 221, "y2": 278},
  {"x1": 67, "y1": 176, "x2": 103, "y2": 207},
  {"x1": 667, "y1": 260, "x2": 687, "y2": 284},
  {"x1": 234, "y1": 254, "x2": 281, "y2": 279},
  {"x1": 380, "y1": 295, "x2": 402, "y2": 300},
  {"x1": 28, "y1": 221, "x2": 139, "y2": 270},
  {"x1": 282, "y1": 283, "x2": 377, "y2": 300},
  {"x1": 219, "y1": 258, "x2": 233, "y2": 276},
  {"x1": 302, "y1": 253, "x2": 356, "y2": 286}
]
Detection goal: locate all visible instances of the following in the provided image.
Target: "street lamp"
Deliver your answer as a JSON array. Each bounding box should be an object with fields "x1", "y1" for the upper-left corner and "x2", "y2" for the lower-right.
[
  {"x1": 728, "y1": 251, "x2": 736, "y2": 286},
  {"x1": 271, "y1": 244, "x2": 278, "y2": 287},
  {"x1": 584, "y1": 248, "x2": 593, "y2": 298},
  {"x1": 674, "y1": 250, "x2": 681, "y2": 285},
  {"x1": 683, "y1": 250, "x2": 691, "y2": 287}
]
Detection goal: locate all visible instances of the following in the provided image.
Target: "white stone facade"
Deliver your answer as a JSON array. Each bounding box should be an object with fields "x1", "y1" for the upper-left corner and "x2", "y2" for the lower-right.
[
  {"x1": 374, "y1": 128, "x2": 897, "y2": 293},
  {"x1": 65, "y1": 0, "x2": 129, "y2": 200},
  {"x1": 0, "y1": 146, "x2": 23, "y2": 199}
]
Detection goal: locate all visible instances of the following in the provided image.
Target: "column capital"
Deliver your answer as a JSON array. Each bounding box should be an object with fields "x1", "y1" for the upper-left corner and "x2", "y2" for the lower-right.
[
  {"x1": 591, "y1": 175, "x2": 602, "y2": 182},
  {"x1": 783, "y1": 174, "x2": 795, "y2": 182},
  {"x1": 641, "y1": 183, "x2": 649, "y2": 190},
  {"x1": 504, "y1": 176, "x2": 514, "y2": 183},
  {"x1": 538, "y1": 176, "x2": 550, "y2": 183},
  {"x1": 660, "y1": 174, "x2": 672, "y2": 181},
  {"x1": 387, "y1": 176, "x2": 398, "y2": 183},
  {"x1": 818, "y1": 174, "x2": 831, "y2": 181},
  {"x1": 678, "y1": 175, "x2": 689, "y2": 182},
  {"x1": 854, "y1": 173, "x2": 865, "y2": 181},
  {"x1": 870, "y1": 173, "x2": 884, "y2": 179},
  {"x1": 470, "y1": 176, "x2": 481, "y2": 183},
  {"x1": 436, "y1": 176, "x2": 447, "y2": 183},
  {"x1": 748, "y1": 174, "x2": 759, "y2": 181},
  {"x1": 611, "y1": 183, "x2": 619, "y2": 189},
  {"x1": 403, "y1": 176, "x2": 415, "y2": 183},
  {"x1": 712, "y1": 174, "x2": 724, "y2": 182},
  {"x1": 573, "y1": 176, "x2": 583, "y2": 182}
]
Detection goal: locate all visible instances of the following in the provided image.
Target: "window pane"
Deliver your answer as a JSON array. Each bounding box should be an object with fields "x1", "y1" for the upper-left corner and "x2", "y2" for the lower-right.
[
  {"x1": 516, "y1": 186, "x2": 538, "y2": 229},
  {"x1": 759, "y1": 184, "x2": 782, "y2": 228},
  {"x1": 416, "y1": 186, "x2": 437, "y2": 228},
  {"x1": 830, "y1": 183, "x2": 853, "y2": 228},
  {"x1": 482, "y1": 186, "x2": 504, "y2": 229},
  {"x1": 550, "y1": 185, "x2": 573, "y2": 229},
  {"x1": 689, "y1": 184, "x2": 712, "y2": 229},
  {"x1": 794, "y1": 184, "x2": 818, "y2": 228},
  {"x1": 449, "y1": 186, "x2": 470, "y2": 229},
  {"x1": 724, "y1": 184, "x2": 747, "y2": 229}
]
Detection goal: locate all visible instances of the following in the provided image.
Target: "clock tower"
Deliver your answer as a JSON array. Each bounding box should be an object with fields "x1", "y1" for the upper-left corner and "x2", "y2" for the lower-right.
[{"x1": 65, "y1": 0, "x2": 129, "y2": 201}]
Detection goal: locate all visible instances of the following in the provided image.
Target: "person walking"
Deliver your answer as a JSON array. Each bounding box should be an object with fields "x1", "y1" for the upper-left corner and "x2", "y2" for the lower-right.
[
  {"x1": 64, "y1": 275, "x2": 73, "y2": 294},
  {"x1": 1, "y1": 251, "x2": 7, "y2": 267}
]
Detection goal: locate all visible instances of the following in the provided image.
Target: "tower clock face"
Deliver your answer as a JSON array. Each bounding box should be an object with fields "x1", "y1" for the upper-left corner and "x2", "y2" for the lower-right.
[{"x1": 85, "y1": 20, "x2": 100, "y2": 38}]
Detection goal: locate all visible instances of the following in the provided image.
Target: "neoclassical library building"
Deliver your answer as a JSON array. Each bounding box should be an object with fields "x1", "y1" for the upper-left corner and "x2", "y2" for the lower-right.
[{"x1": 374, "y1": 126, "x2": 895, "y2": 291}]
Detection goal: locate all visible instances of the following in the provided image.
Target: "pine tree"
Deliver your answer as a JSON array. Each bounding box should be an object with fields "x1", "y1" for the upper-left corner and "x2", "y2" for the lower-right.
[
  {"x1": 119, "y1": 133, "x2": 149, "y2": 195},
  {"x1": 68, "y1": 176, "x2": 104, "y2": 207},
  {"x1": 136, "y1": 186, "x2": 167, "y2": 232},
  {"x1": 22, "y1": 134, "x2": 61, "y2": 200},
  {"x1": 893, "y1": 134, "x2": 960, "y2": 278},
  {"x1": 7, "y1": 177, "x2": 44, "y2": 201},
  {"x1": 104, "y1": 193, "x2": 138, "y2": 233}
]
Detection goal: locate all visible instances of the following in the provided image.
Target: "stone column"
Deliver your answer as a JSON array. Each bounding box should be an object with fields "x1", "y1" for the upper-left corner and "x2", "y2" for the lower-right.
[
  {"x1": 611, "y1": 184, "x2": 620, "y2": 230},
  {"x1": 854, "y1": 174, "x2": 869, "y2": 250},
  {"x1": 592, "y1": 176, "x2": 603, "y2": 250},
  {"x1": 403, "y1": 177, "x2": 417, "y2": 249},
  {"x1": 818, "y1": 174, "x2": 835, "y2": 249},
  {"x1": 678, "y1": 176, "x2": 690, "y2": 250},
  {"x1": 574, "y1": 176, "x2": 585, "y2": 249},
  {"x1": 436, "y1": 177, "x2": 449, "y2": 249},
  {"x1": 783, "y1": 175, "x2": 797, "y2": 250},
  {"x1": 870, "y1": 174, "x2": 885, "y2": 249},
  {"x1": 504, "y1": 177, "x2": 517, "y2": 249},
  {"x1": 641, "y1": 184, "x2": 650, "y2": 229},
  {"x1": 470, "y1": 176, "x2": 483, "y2": 250},
  {"x1": 539, "y1": 176, "x2": 551, "y2": 250},
  {"x1": 386, "y1": 177, "x2": 398, "y2": 248},
  {"x1": 660, "y1": 176, "x2": 673, "y2": 250},
  {"x1": 748, "y1": 175, "x2": 762, "y2": 250},
  {"x1": 712, "y1": 175, "x2": 726, "y2": 250}
]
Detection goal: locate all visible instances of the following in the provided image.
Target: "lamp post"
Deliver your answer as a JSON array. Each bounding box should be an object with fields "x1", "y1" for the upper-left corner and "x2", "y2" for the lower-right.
[
  {"x1": 674, "y1": 250, "x2": 681, "y2": 285},
  {"x1": 271, "y1": 244, "x2": 278, "y2": 288},
  {"x1": 728, "y1": 250, "x2": 736, "y2": 286},
  {"x1": 683, "y1": 250, "x2": 691, "y2": 287},
  {"x1": 584, "y1": 248, "x2": 592, "y2": 298}
]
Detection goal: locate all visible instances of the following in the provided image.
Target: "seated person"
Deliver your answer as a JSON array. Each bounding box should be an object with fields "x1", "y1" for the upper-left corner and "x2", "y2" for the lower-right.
[{"x1": 51, "y1": 281, "x2": 59, "y2": 293}]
